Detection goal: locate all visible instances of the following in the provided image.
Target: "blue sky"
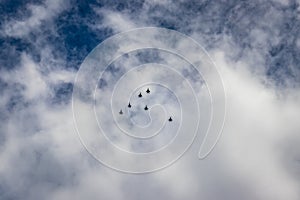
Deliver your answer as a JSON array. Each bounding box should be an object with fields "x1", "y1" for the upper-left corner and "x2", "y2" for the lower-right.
[{"x1": 0, "y1": 0, "x2": 300, "y2": 199}]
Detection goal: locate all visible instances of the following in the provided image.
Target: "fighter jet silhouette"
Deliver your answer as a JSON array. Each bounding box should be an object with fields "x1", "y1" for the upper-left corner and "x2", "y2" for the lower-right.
[
  {"x1": 168, "y1": 117, "x2": 173, "y2": 122},
  {"x1": 138, "y1": 92, "x2": 142, "y2": 98},
  {"x1": 146, "y1": 88, "x2": 150, "y2": 94},
  {"x1": 144, "y1": 105, "x2": 148, "y2": 110},
  {"x1": 119, "y1": 109, "x2": 123, "y2": 115}
]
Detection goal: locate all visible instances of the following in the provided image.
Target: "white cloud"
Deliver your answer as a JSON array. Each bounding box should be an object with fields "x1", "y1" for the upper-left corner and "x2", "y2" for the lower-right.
[
  {"x1": 97, "y1": 10, "x2": 137, "y2": 32},
  {"x1": 212, "y1": 50, "x2": 300, "y2": 200},
  {"x1": 2, "y1": 0, "x2": 69, "y2": 38},
  {"x1": 1, "y1": 1, "x2": 300, "y2": 200}
]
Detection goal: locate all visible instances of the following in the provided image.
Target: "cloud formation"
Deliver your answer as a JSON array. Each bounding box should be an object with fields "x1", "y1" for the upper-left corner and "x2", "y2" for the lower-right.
[{"x1": 0, "y1": 0, "x2": 300, "y2": 200}]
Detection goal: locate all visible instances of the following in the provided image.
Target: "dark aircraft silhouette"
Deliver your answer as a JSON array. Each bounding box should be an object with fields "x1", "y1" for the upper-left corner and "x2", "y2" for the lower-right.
[
  {"x1": 120, "y1": 88, "x2": 174, "y2": 124},
  {"x1": 144, "y1": 105, "x2": 148, "y2": 110}
]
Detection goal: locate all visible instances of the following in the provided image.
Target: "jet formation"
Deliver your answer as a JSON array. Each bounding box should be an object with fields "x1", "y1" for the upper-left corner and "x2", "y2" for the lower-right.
[{"x1": 119, "y1": 88, "x2": 173, "y2": 122}]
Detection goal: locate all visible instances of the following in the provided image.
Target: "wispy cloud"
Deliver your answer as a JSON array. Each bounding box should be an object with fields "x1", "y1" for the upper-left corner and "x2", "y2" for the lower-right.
[
  {"x1": 1, "y1": 0, "x2": 69, "y2": 38},
  {"x1": 0, "y1": 0, "x2": 300, "y2": 200}
]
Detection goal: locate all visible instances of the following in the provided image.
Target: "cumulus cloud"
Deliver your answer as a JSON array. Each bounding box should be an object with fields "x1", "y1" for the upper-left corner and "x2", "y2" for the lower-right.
[{"x1": 0, "y1": 0, "x2": 300, "y2": 200}]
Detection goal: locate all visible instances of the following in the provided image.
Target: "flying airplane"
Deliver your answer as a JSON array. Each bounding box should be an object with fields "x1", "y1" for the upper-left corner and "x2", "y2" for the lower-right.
[
  {"x1": 120, "y1": 88, "x2": 174, "y2": 124},
  {"x1": 144, "y1": 105, "x2": 148, "y2": 110}
]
